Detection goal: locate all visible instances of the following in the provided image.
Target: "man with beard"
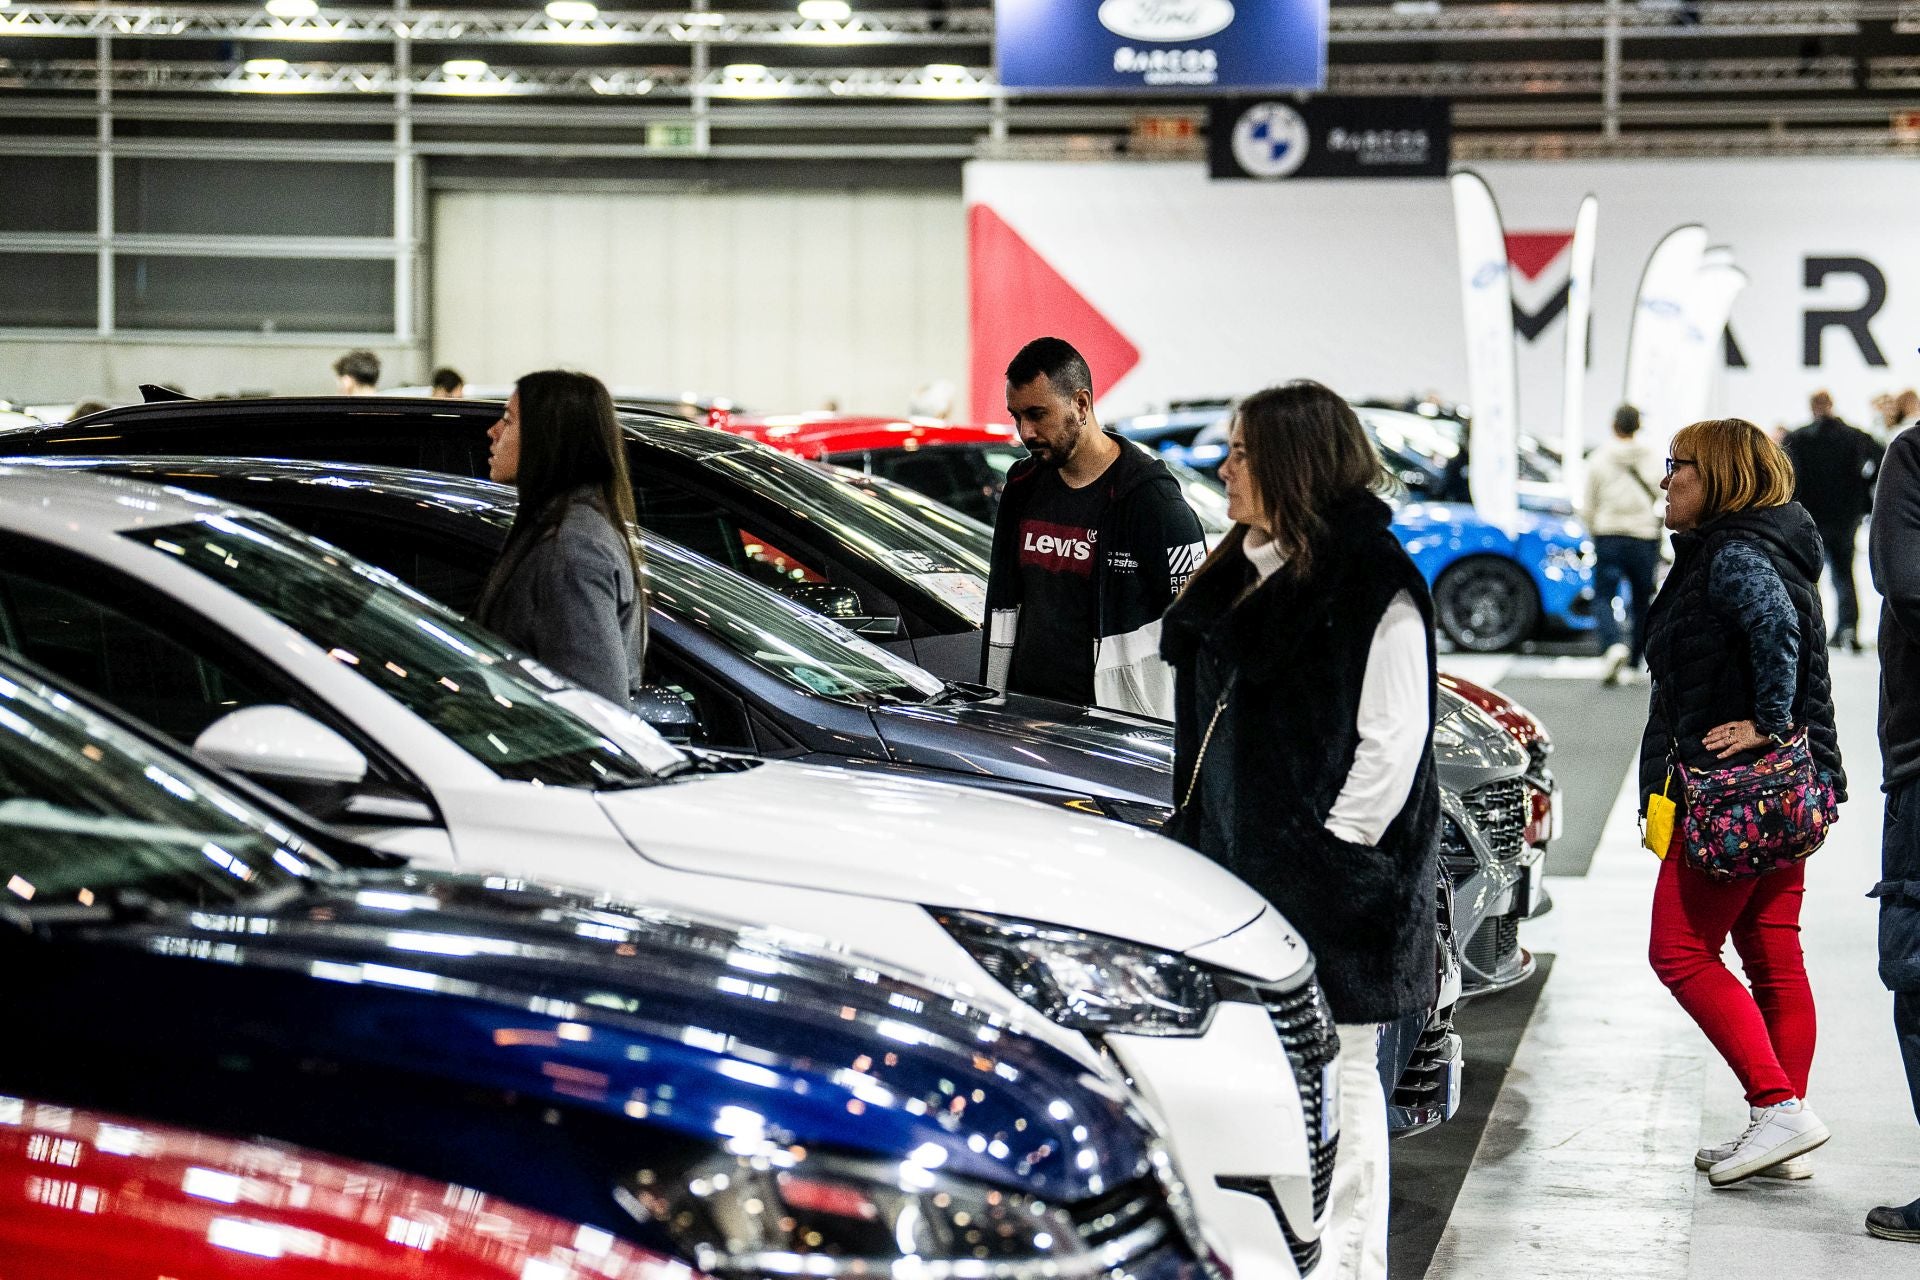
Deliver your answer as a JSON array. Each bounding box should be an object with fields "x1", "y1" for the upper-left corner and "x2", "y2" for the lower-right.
[{"x1": 983, "y1": 337, "x2": 1205, "y2": 719}]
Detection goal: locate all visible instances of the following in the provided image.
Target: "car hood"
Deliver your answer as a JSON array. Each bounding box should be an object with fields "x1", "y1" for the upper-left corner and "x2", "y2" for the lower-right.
[
  {"x1": 1396, "y1": 500, "x2": 1586, "y2": 546},
  {"x1": 1433, "y1": 690, "x2": 1530, "y2": 792},
  {"x1": 874, "y1": 694, "x2": 1175, "y2": 805},
  {"x1": 598, "y1": 761, "x2": 1270, "y2": 957},
  {"x1": 15, "y1": 872, "x2": 1158, "y2": 1203}
]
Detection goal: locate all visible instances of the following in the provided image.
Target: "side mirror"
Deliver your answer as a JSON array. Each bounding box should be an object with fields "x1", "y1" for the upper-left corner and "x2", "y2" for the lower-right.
[
  {"x1": 781, "y1": 582, "x2": 864, "y2": 619},
  {"x1": 631, "y1": 684, "x2": 700, "y2": 745},
  {"x1": 194, "y1": 705, "x2": 369, "y2": 786}
]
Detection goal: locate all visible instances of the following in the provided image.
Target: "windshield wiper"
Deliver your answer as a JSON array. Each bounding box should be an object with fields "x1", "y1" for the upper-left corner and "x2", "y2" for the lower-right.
[{"x1": 924, "y1": 680, "x2": 996, "y2": 706}]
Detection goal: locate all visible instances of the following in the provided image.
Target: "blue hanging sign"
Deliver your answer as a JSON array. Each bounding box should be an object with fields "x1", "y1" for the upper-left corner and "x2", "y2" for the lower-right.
[{"x1": 995, "y1": 0, "x2": 1328, "y2": 93}]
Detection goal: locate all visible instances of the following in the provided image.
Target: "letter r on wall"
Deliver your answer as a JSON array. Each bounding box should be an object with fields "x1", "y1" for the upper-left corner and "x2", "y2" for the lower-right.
[{"x1": 1803, "y1": 257, "x2": 1888, "y2": 368}]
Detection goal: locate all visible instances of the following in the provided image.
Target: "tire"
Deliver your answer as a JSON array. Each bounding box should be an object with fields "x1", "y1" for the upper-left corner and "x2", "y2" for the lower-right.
[{"x1": 1434, "y1": 556, "x2": 1540, "y2": 652}]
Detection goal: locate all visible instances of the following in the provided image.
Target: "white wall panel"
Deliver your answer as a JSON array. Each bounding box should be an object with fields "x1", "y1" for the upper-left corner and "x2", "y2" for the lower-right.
[{"x1": 431, "y1": 188, "x2": 966, "y2": 416}]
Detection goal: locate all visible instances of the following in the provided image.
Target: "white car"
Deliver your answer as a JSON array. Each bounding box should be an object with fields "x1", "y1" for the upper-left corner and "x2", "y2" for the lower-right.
[{"x1": 0, "y1": 468, "x2": 1338, "y2": 1280}]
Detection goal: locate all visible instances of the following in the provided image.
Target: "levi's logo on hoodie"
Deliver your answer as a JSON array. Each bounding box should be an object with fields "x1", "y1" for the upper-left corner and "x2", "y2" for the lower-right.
[{"x1": 1019, "y1": 519, "x2": 1097, "y2": 574}]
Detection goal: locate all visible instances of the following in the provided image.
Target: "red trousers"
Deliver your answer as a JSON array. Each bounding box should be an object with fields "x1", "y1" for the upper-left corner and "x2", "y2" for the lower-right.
[{"x1": 1648, "y1": 854, "x2": 1814, "y2": 1106}]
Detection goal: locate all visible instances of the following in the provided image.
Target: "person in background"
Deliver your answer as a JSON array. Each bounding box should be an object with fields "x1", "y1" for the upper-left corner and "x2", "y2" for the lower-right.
[
  {"x1": 1867, "y1": 417, "x2": 1920, "y2": 1244},
  {"x1": 1161, "y1": 382, "x2": 1440, "y2": 1280},
  {"x1": 1895, "y1": 389, "x2": 1920, "y2": 439},
  {"x1": 984, "y1": 336, "x2": 1205, "y2": 719},
  {"x1": 333, "y1": 349, "x2": 381, "y2": 396},
  {"x1": 1783, "y1": 390, "x2": 1883, "y2": 652},
  {"x1": 1873, "y1": 392, "x2": 1901, "y2": 438},
  {"x1": 474, "y1": 370, "x2": 646, "y2": 709},
  {"x1": 1641, "y1": 418, "x2": 1843, "y2": 1187},
  {"x1": 65, "y1": 398, "x2": 111, "y2": 420},
  {"x1": 430, "y1": 367, "x2": 465, "y2": 399},
  {"x1": 1583, "y1": 403, "x2": 1666, "y2": 686}
]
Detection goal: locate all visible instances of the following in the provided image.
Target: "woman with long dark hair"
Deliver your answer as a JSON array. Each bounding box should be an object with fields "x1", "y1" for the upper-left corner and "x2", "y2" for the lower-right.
[
  {"x1": 1160, "y1": 381, "x2": 1440, "y2": 1280},
  {"x1": 1642, "y1": 417, "x2": 1843, "y2": 1186},
  {"x1": 475, "y1": 370, "x2": 646, "y2": 708}
]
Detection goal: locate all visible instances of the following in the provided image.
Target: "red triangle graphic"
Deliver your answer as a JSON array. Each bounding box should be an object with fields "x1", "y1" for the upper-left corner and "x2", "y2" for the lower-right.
[
  {"x1": 968, "y1": 204, "x2": 1141, "y2": 423},
  {"x1": 1505, "y1": 231, "x2": 1575, "y2": 282}
]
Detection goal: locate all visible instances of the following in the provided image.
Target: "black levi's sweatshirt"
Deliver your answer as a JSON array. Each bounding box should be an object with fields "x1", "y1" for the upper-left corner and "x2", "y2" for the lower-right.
[{"x1": 1871, "y1": 428, "x2": 1920, "y2": 790}]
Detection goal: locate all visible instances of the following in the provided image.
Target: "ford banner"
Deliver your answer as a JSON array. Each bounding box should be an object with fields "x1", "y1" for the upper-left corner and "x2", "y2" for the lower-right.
[{"x1": 995, "y1": 0, "x2": 1328, "y2": 92}]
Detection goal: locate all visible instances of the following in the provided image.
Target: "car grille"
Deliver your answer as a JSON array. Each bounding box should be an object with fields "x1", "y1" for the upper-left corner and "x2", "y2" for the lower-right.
[
  {"x1": 1464, "y1": 909, "x2": 1522, "y2": 977},
  {"x1": 1263, "y1": 980, "x2": 1339, "y2": 1220},
  {"x1": 1440, "y1": 815, "x2": 1478, "y2": 882},
  {"x1": 1460, "y1": 778, "x2": 1527, "y2": 864},
  {"x1": 1390, "y1": 1008, "x2": 1457, "y2": 1112},
  {"x1": 1068, "y1": 1177, "x2": 1170, "y2": 1265}
]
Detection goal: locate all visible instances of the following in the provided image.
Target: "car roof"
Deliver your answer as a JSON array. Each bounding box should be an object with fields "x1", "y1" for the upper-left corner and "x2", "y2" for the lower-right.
[
  {"x1": 21, "y1": 453, "x2": 518, "y2": 510},
  {"x1": 0, "y1": 462, "x2": 244, "y2": 531},
  {"x1": 726, "y1": 413, "x2": 1018, "y2": 453}
]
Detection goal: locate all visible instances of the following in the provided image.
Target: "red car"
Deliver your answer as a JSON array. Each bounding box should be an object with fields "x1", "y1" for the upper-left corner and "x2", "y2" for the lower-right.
[
  {"x1": 0, "y1": 1097, "x2": 698, "y2": 1280},
  {"x1": 1439, "y1": 672, "x2": 1559, "y2": 854},
  {"x1": 723, "y1": 413, "x2": 1023, "y2": 523}
]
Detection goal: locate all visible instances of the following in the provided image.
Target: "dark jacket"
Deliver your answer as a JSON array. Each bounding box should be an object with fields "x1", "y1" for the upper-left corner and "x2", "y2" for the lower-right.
[
  {"x1": 1639, "y1": 501, "x2": 1844, "y2": 808},
  {"x1": 983, "y1": 434, "x2": 1206, "y2": 719},
  {"x1": 478, "y1": 490, "x2": 646, "y2": 708},
  {"x1": 1783, "y1": 416, "x2": 1883, "y2": 526},
  {"x1": 1160, "y1": 494, "x2": 1441, "y2": 1024},
  {"x1": 1872, "y1": 426, "x2": 1920, "y2": 794}
]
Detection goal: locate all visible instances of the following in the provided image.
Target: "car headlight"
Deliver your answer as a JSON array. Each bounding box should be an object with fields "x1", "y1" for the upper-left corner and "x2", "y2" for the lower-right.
[
  {"x1": 933, "y1": 911, "x2": 1218, "y2": 1037},
  {"x1": 617, "y1": 1151, "x2": 1170, "y2": 1279}
]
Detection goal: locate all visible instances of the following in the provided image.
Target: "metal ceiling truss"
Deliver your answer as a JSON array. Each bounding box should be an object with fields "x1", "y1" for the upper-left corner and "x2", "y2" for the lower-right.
[{"x1": 1, "y1": 1, "x2": 1915, "y2": 45}]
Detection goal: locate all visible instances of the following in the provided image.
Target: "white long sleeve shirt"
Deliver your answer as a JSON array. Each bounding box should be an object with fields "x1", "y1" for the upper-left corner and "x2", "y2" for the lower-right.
[{"x1": 1245, "y1": 530, "x2": 1431, "y2": 846}]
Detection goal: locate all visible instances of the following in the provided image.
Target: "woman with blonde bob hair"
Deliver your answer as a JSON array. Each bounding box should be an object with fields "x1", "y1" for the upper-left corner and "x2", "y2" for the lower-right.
[
  {"x1": 1641, "y1": 416, "x2": 1845, "y2": 1186},
  {"x1": 1159, "y1": 381, "x2": 1440, "y2": 1280}
]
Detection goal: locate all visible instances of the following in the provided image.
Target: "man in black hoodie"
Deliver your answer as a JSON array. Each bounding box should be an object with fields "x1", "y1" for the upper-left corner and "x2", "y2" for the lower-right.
[
  {"x1": 1785, "y1": 390, "x2": 1884, "y2": 650},
  {"x1": 983, "y1": 337, "x2": 1205, "y2": 719},
  {"x1": 1867, "y1": 422, "x2": 1920, "y2": 1243}
]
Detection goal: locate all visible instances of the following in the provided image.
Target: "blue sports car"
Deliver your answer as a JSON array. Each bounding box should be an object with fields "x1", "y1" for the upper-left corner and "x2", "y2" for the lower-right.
[{"x1": 1113, "y1": 405, "x2": 1595, "y2": 652}]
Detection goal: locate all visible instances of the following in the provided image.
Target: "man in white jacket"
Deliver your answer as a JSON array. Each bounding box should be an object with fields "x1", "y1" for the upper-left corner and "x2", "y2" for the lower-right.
[{"x1": 1582, "y1": 404, "x2": 1666, "y2": 685}]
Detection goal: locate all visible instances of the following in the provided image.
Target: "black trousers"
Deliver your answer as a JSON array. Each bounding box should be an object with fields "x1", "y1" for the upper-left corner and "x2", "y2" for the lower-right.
[
  {"x1": 1592, "y1": 535, "x2": 1659, "y2": 664},
  {"x1": 1901, "y1": 992, "x2": 1920, "y2": 1127},
  {"x1": 1817, "y1": 519, "x2": 1862, "y2": 633}
]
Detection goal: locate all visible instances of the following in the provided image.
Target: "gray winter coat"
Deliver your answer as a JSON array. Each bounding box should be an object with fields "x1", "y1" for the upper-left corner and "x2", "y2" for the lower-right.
[{"x1": 480, "y1": 493, "x2": 645, "y2": 708}]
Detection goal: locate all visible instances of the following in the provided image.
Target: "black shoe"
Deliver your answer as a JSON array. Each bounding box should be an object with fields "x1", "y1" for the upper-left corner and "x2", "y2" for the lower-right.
[
  {"x1": 1830, "y1": 627, "x2": 1857, "y2": 651},
  {"x1": 1867, "y1": 1202, "x2": 1920, "y2": 1242}
]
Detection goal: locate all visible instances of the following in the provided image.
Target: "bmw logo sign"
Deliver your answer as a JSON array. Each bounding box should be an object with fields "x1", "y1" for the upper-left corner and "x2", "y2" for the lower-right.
[{"x1": 1231, "y1": 102, "x2": 1310, "y2": 180}]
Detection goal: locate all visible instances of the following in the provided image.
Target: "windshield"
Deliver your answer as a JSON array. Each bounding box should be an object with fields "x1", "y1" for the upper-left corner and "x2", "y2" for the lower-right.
[
  {"x1": 698, "y1": 445, "x2": 990, "y2": 625},
  {"x1": 126, "y1": 516, "x2": 685, "y2": 787},
  {"x1": 827, "y1": 466, "x2": 996, "y2": 552},
  {"x1": 0, "y1": 666, "x2": 314, "y2": 910},
  {"x1": 649, "y1": 539, "x2": 944, "y2": 703}
]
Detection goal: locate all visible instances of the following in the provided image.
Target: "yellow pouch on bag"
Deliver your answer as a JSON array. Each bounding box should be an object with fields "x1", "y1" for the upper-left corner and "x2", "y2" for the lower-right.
[{"x1": 1644, "y1": 773, "x2": 1676, "y2": 859}]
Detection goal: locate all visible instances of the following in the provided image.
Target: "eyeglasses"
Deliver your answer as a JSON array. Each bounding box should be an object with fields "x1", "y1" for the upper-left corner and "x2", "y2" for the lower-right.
[{"x1": 1664, "y1": 457, "x2": 1697, "y2": 477}]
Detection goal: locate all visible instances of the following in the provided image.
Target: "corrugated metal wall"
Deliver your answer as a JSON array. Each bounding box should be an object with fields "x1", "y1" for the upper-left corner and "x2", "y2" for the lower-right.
[{"x1": 431, "y1": 188, "x2": 967, "y2": 416}]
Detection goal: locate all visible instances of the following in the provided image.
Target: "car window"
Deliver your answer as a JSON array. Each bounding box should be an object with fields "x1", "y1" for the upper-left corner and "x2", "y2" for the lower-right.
[
  {"x1": 0, "y1": 665, "x2": 315, "y2": 911},
  {"x1": 126, "y1": 515, "x2": 684, "y2": 786},
  {"x1": 257, "y1": 503, "x2": 495, "y2": 616},
  {"x1": 687, "y1": 446, "x2": 989, "y2": 626},
  {"x1": 0, "y1": 567, "x2": 272, "y2": 745},
  {"x1": 858, "y1": 450, "x2": 992, "y2": 522}
]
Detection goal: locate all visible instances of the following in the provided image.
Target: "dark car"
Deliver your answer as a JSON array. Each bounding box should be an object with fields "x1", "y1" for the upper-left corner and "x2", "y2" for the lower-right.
[
  {"x1": 0, "y1": 653, "x2": 1211, "y2": 1280},
  {"x1": 3, "y1": 396, "x2": 989, "y2": 680},
  {"x1": 33, "y1": 455, "x2": 1184, "y2": 827}
]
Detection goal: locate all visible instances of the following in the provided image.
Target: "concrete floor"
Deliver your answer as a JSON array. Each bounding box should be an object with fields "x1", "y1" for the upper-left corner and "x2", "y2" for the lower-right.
[{"x1": 1425, "y1": 639, "x2": 1920, "y2": 1278}]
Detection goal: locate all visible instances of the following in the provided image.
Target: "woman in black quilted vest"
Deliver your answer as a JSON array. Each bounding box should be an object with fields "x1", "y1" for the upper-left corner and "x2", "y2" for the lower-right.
[
  {"x1": 1642, "y1": 417, "x2": 1845, "y2": 1187},
  {"x1": 1161, "y1": 381, "x2": 1440, "y2": 1280}
]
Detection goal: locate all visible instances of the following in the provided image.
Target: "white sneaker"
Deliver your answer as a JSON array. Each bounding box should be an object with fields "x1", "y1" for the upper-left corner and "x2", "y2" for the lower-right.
[
  {"x1": 1694, "y1": 1136, "x2": 1813, "y2": 1179},
  {"x1": 1600, "y1": 643, "x2": 1631, "y2": 685},
  {"x1": 1707, "y1": 1099, "x2": 1830, "y2": 1187}
]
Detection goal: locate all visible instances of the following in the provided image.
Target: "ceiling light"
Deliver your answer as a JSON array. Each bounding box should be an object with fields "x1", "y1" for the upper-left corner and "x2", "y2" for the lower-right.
[
  {"x1": 923, "y1": 63, "x2": 967, "y2": 78},
  {"x1": 797, "y1": 0, "x2": 851, "y2": 19},
  {"x1": 264, "y1": 0, "x2": 319, "y2": 16},
  {"x1": 684, "y1": 11, "x2": 726, "y2": 25},
  {"x1": 722, "y1": 63, "x2": 767, "y2": 78},
  {"x1": 545, "y1": 0, "x2": 598, "y2": 18},
  {"x1": 441, "y1": 59, "x2": 490, "y2": 76},
  {"x1": 242, "y1": 57, "x2": 289, "y2": 75}
]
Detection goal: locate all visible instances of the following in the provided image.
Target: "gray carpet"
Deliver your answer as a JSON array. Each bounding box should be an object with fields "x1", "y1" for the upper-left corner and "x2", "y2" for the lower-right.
[{"x1": 1496, "y1": 676, "x2": 1651, "y2": 877}]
